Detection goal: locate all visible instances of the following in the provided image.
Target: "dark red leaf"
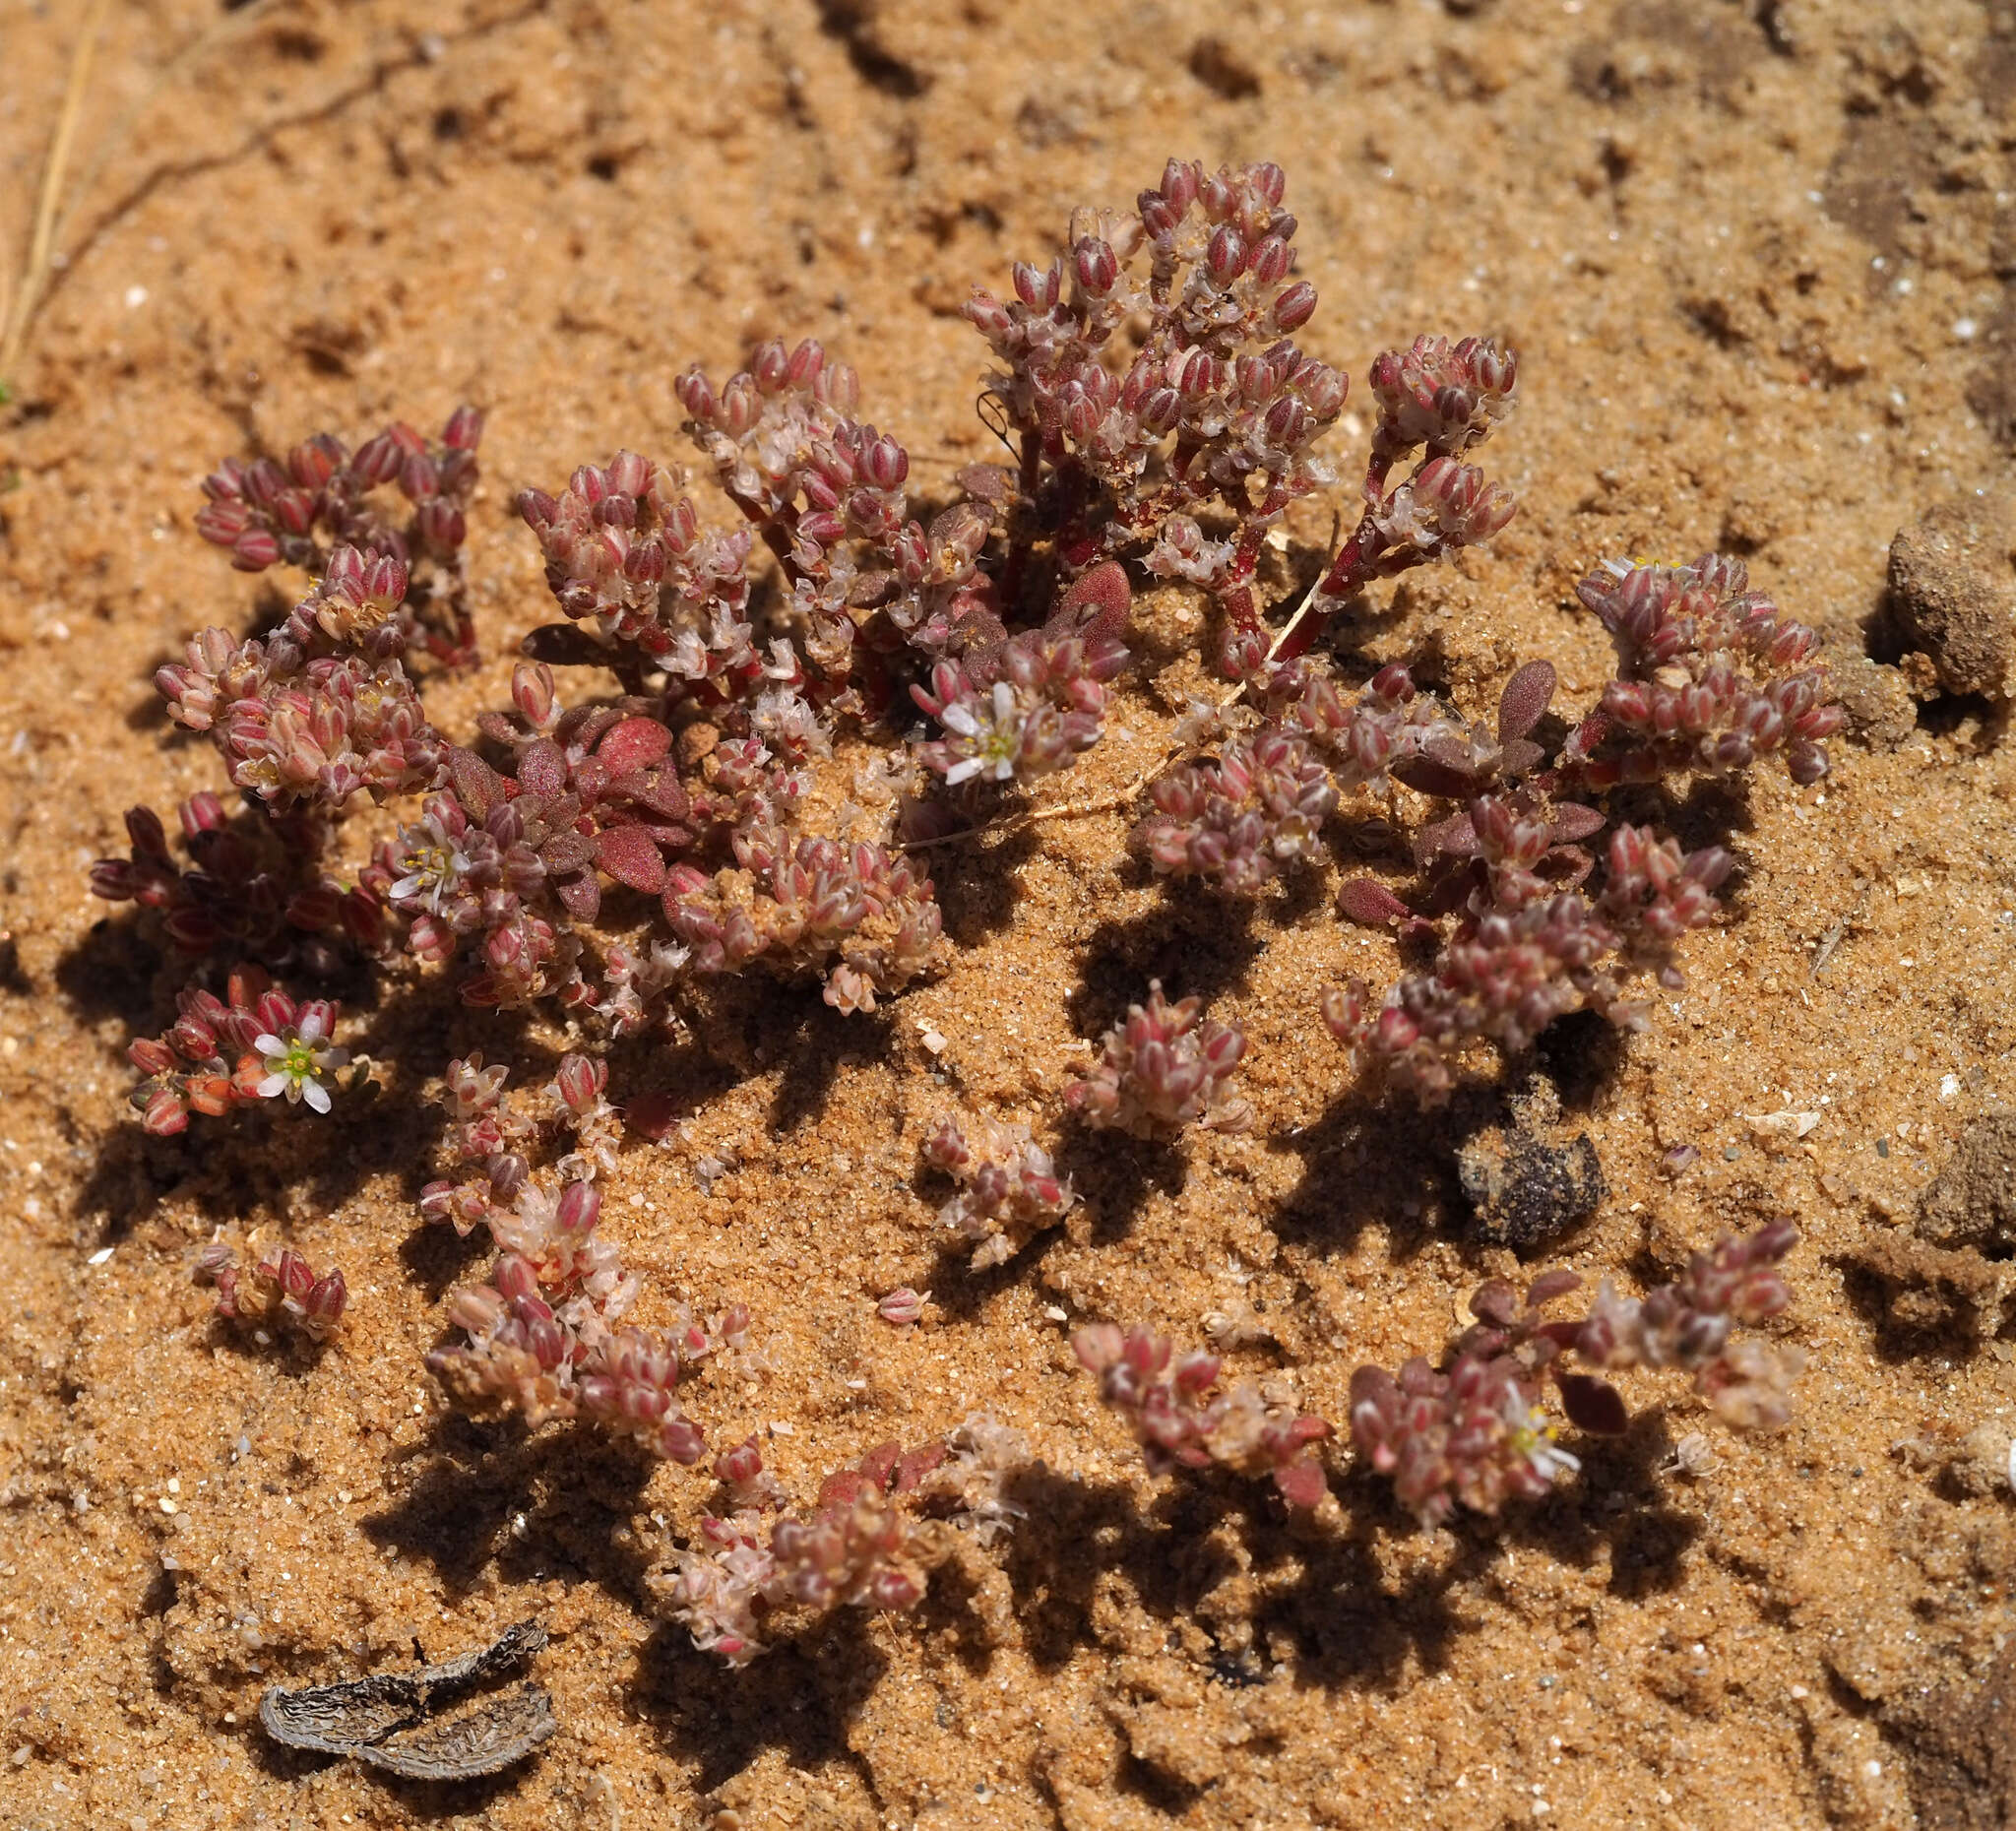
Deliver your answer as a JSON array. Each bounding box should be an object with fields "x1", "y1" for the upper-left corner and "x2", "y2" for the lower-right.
[
  {"x1": 614, "y1": 769, "x2": 690, "y2": 823},
  {"x1": 595, "y1": 825, "x2": 667, "y2": 893},
  {"x1": 1547, "y1": 802, "x2": 1607, "y2": 845},
  {"x1": 1556, "y1": 1372, "x2": 1630, "y2": 1436},
  {"x1": 1337, "y1": 877, "x2": 1412, "y2": 926},
  {"x1": 622, "y1": 1089, "x2": 684, "y2": 1140},
  {"x1": 1048, "y1": 560, "x2": 1131, "y2": 645},
  {"x1": 520, "y1": 623, "x2": 608, "y2": 666},
  {"x1": 554, "y1": 871, "x2": 600, "y2": 922},
  {"x1": 1412, "y1": 810, "x2": 1480, "y2": 866},
  {"x1": 1274, "y1": 1459, "x2": 1330, "y2": 1512},
  {"x1": 539, "y1": 831, "x2": 593, "y2": 876},
  {"x1": 1497, "y1": 660, "x2": 1557, "y2": 743},
  {"x1": 1392, "y1": 756, "x2": 1484, "y2": 799},
  {"x1": 598, "y1": 716, "x2": 674, "y2": 775},
  {"x1": 519, "y1": 738, "x2": 568, "y2": 799},
  {"x1": 447, "y1": 747, "x2": 505, "y2": 819}
]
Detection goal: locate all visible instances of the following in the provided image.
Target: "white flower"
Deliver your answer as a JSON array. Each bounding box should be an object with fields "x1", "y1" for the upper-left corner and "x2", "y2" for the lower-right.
[
  {"x1": 389, "y1": 813, "x2": 471, "y2": 916},
  {"x1": 939, "y1": 681, "x2": 1024, "y2": 787},
  {"x1": 252, "y1": 1010, "x2": 349, "y2": 1115},
  {"x1": 1501, "y1": 1382, "x2": 1580, "y2": 1486}
]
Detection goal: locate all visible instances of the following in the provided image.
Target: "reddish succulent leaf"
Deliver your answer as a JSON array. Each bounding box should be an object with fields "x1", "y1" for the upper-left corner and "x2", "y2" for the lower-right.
[
  {"x1": 1274, "y1": 1459, "x2": 1330, "y2": 1512},
  {"x1": 553, "y1": 871, "x2": 600, "y2": 922},
  {"x1": 1499, "y1": 738, "x2": 1544, "y2": 778},
  {"x1": 595, "y1": 825, "x2": 667, "y2": 894},
  {"x1": 1337, "y1": 877, "x2": 1412, "y2": 926},
  {"x1": 1555, "y1": 1372, "x2": 1629, "y2": 1436},
  {"x1": 1527, "y1": 1270, "x2": 1584, "y2": 1304},
  {"x1": 520, "y1": 623, "x2": 607, "y2": 666},
  {"x1": 448, "y1": 747, "x2": 506, "y2": 819},
  {"x1": 598, "y1": 716, "x2": 674, "y2": 776},
  {"x1": 613, "y1": 770, "x2": 690, "y2": 823},
  {"x1": 1412, "y1": 810, "x2": 1480, "y2": 867},
  {"x1": 954, "y1": 463, "x2": 1012, "y2": 504},
  {"x1": 1392, "y1": 755, "x2": 1485, "y2": 799},
  {"x1": 1548, "y1": 802, "x2": 1608, "y2": 845},
  {"x1": 538, "y1": 831, "x2": 594, "y2": 876},
  {"x1": 518, "y1": 738, "x2": 568, "y2": 798},
  {"x1": 1469, "y1": 1279, "x2": 1522, "y2": 1327},
  {"x1": 621, "y1": 1089, "x2": 684, "y2": 1141},
  {"x1": 893, "y1": 1442, "x2": 950, "y2": 1493},
  {"x1": 1497, "y1": 660, "x2": 1557, "y2": 744},
  {"x1": 1049, "y1": 559, "x2": 1131, "y2": 645}
]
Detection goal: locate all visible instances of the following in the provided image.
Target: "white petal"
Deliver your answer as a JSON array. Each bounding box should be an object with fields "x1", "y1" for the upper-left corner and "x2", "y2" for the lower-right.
[
  {"x1": 944, "y1": 757, "x2": 983, "y2": 786},
  {"x1": 990, "y1": 681, "x2": 1016, "y2": 723},
  {"x1": 319, "y1": 1046, "x2": 351, "y2": 1071},
  {"x1": 302, "y1": 1079, "x2": 332, "y2": 1114},
  {"x1": 253, "y1": 1034, "x2": 285, "y2": 1057},
  {"x1": 296, "y1": 1012, "x2": 327, "y2": 1044},
  {"x1": 257, "y1": 1073, "x2": 289, "y2": 1100},
  {"x1": 940, "y1": 703, "x2": 979, "y2": 738}
]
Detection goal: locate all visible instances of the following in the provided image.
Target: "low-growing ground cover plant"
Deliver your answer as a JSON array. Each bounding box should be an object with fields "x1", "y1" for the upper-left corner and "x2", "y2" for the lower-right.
[{"x1": 90, "y1": 156, "x2": 1830, "y2": 1669}]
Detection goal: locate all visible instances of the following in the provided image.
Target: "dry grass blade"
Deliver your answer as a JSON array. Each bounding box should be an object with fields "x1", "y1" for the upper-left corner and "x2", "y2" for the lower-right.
[
  {"x1": 2, "y1": 0, "x2": 284, "y2": 389},
  {"x1": 1, "y1": 0, "x2": 113, "y2": 387}
]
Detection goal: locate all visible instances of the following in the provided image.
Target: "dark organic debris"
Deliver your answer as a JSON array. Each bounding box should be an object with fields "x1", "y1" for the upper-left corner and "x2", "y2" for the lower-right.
[
  {"x1": 1457, "y1": 1075, "x2": 1606, "y2": 1253},
  {"x1": 259, "y1": 1619, "x2": 554, "y2": 1781}
]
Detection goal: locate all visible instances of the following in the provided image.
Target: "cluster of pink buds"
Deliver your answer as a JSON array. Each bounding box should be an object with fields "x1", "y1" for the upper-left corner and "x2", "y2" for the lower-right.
[
  {"x1": 914, "y1": 626, "x2": 1127, "y2": 788},
  {"x1": 91, "y1": 793, "x2": 383, "y2": 969},
  {"x1": 1134, "y1": 726, "x2": 1337, "y2": 891},
  {"x1": 1566, "y1": 555, "x2": 1842, "y2": 787},
  {"x1": 1573, "y1": 1220, "x2": 1803, "y2": 1428},
  {"x1": 155, "y1": 550, "x2": 445, "y2": 815},
  {"x1": 1269, "y1": 661, "x2": 1452, "y2": 790},
  {"x1": 671, "y1": 1420, "x2": 1029, "y2": 1664},
  {"x1": 428, "y1": 1217, "x2": 747, "y2": 1460},
  {"x1": 665, "y1": 825, "x2": 943, "y2": 1015},
  {"x1": 1597, "y1": 824, "x2": 1734, "y2": 950},
  {"x1": 198, "y1": 1241, "x2": 347, "y2": 1344},
  {"x1": 195, "y1": 408, "x2": 482, "y2": 663},
  {"x1": 1364, "y1": 335, "x2": 1520, "y2": 499},
  {"x1": 678, "y1": 338, "x2": 1000, "y2": 673},
  {"x1": 1350, "y1": 1224, "x2": 1800, "y2": 1528},
  {"x1": 387, "y1": 725, "x2": 695, "y2": 1014},
  {"x1": 1324, "y1": 896, "x2": 1624, "y2": 1105},
  {"x1": 967, "y1": 158, "x2": 1344, "y2": 651},
  {"x1": 1064, "y1": 982, "x2": 1251, "y2": 1136},
  {"x1": 1074, "y1": 1324, "x2": 1332, "y2": 1511},
  {"x1": 921, "y1": 1115, "x2": 1074, "y2": 1269},
  {"x1": 419, "y1": 1051, "x2": 623, "y2": 1241},
  {"x1": 124, "y1": 967, "x2": 353, "y2": 1134},
  {"x1": 518, "y1": 451, "x2": 761, "y2": 696},
  {"x1": 1349, "y1": 1328, "x2": 1581, "y2": 1531}
]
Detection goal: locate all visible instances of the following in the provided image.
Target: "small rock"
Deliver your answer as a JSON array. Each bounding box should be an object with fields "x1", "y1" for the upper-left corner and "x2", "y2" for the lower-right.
[
  {"x1": 1458, "y1": 1075, "x2": 1605, "y2": 1254},
  {"x1": 1828, "y1": 650, "x2": 1918, "y2": 750},
  {"x1": 1917, "y1": 1111, "x2": 2016, "y2": 1253},
  {"x1": 1888, "y1": 498, "x2": 2016, "y2": 698}
]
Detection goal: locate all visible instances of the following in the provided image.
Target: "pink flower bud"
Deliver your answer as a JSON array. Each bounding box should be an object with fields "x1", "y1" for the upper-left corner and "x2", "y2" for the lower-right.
[
  {"x1": 750, "y1": 340, "x2": 790, "y2": 393},
  {"x1": 1206, "y1": 225, "x2": 1247, "y2": 284},
  {"x1": 555, "y1": 1180, "x2": 601, "y2": 1235},
  {"x1": 660, "y1": 1417, "x2": 706, "y2": 1464},
  {"x1": 1073, "y1": 236, "x2": 1119, "y2": 296},
  {"x1": 1271, "y1": 281, "x2": 1317, "y2": 332}
]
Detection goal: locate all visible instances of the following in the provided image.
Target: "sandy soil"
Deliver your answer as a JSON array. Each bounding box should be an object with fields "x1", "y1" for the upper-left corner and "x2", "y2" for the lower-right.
[{"x1": 2, "y1": 1, "x2": 2014, "y2": 1826}]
